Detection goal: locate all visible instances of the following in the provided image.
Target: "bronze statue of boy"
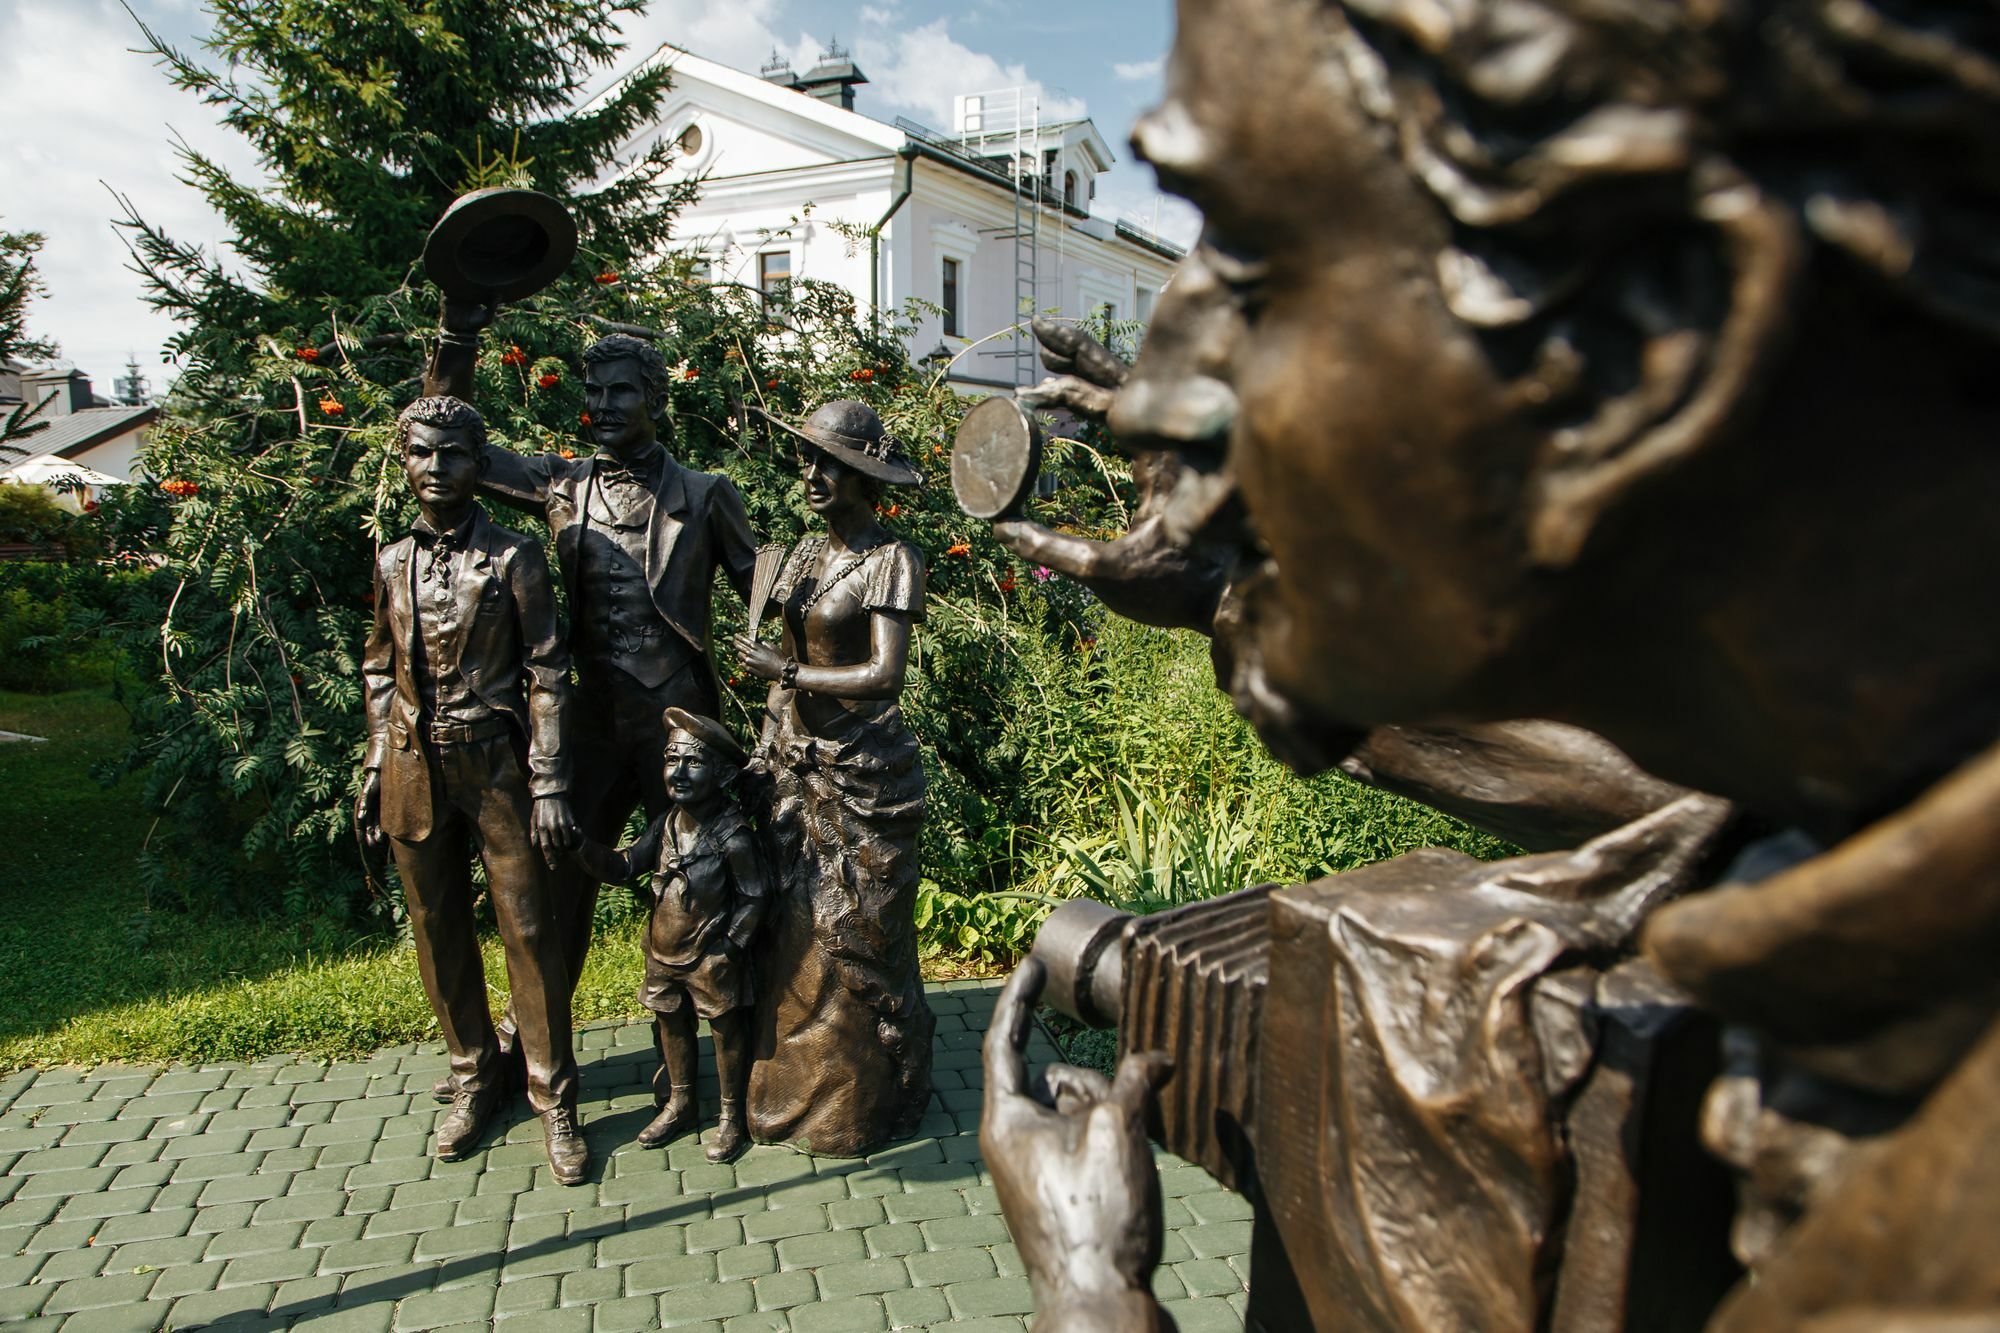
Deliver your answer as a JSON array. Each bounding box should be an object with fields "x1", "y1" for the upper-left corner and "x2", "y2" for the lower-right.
[
  {"x1": 357, "y1": 395, "x2": 588, "y2": 1185},
  {"x1": 571, "y1": 708, "x2": 769, "y2": 1163}
]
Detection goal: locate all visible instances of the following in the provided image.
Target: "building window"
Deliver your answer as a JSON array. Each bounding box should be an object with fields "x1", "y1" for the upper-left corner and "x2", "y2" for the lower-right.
[
  {"x1": 1064, "y1": 171, "x2": 1078, "y2": 208},
  {"x1": 941, "y1": 257, "x2": 961, "y2": 337},
  {"x1": 677, "y1": 124, "x2": 704, "y2": 156},
  {"x1": 759, "y1": 251, "x2": 791, "y2": 312},
  {"x1": 1137, "y1": 286, "x2": 1156, "y2": 321}
]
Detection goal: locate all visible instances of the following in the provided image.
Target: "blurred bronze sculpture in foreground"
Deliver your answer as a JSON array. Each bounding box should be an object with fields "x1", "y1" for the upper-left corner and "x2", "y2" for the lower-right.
[
  {"x1": 357, "y1": 396, "x2": 587, "y2": 1185},
  {"x1": 973, "y1": 0, "x2": 2000, "y2": 1328},
  {"x1": 733, "y1": 401, "x2": 934, "y2": 1157}
]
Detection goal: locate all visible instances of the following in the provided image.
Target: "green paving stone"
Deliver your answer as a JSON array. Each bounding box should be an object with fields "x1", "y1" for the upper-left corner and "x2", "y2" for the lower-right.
[
  {"x1": 14, "y1": 1166, "x2": 120, "y2": 1199},
  {"x1": 503, "y1": 1238, "x2": 598, "y2": 1281},
  {"x1": 880, "y1": 1191, "x2": 967, "y2": 1225},
  {"x1": 1161, "y1": 1198, "x2": 1196, "y2": 1229},
  {"x1": 1163, "y1": 1296, "x2": 1246, "y2": 1332},
  {"x1": 944, "y1": 1276, "x2": 1035, "y2": 1319},
  {"x1": 623, "y1": 1251, "x2": 715, "y2": 1294},
  {"x1": 593, "y1": 1225, "x2": 682, "y2": 1266},
  {"x1": 733, "y1": 1152, "x2": 815, "y2": 1187},
  {"x1": 55, "y1": 1185, "x2": 160, "y2": 1221},
  {"x1": 300, "y1": 1214, "x2": 367, "y2": 1249},
  {"x1": 677, "y1": 1163, "x2": 737, "y2": 1195},
  {"x1": 0, "y1": 1252, "x2": 44, "y2": 1285},
  {"x1": 686, "y1": 1216, "x2": 743, "y2": 1252},
  {"x1": 721, "y1": 1313, "x2": 790, "y2": 1333},
  {"x1": 905, "y1": 1246, "x2": 996, "y2": 1287},
  {"x1": 0, "y1": 1285, "x2": 51, "y2": 1322},
  {"x1": 252, "y1": 1192, "x2": 345, "y2": 1225},
  {"x1": 149, "y1": 1258, "x2": 228, "y2": 1300},
  {"x1": 827, "y1": 1198, "x2": 886, "y2": 1230},
  {"x1": 89, "y1": 1206, "x2": 194, "y2": 1247},
  {"x1": 943, "y1": 1318, "x2": 1026, "y2": 1333},
  {"x1": 478, "y1": 1164, "x2": 539, "y2": 1197},
  {"x1": 565, "y1": 1206, "x2": 627, "y2": 1242},
  {"x1": 559, "y1": 1264, "x2": 623, "y2": 1307},
  {"x1": 101, "y1": 1140, "x2": 166, "y2": 1170},
  {"x1": 57, "y1": 1119, "x2": 154, "y2": 1148},
  {"x1": 992, "y1": 1244, "x2": 1025, "y2": 1278},
  {"x1": 172, "y1": 1153, "x2": 264, "y2": 1184},
  {"x1": 394, "y1": 1284, "x2": 497, "y2": 1330},
  {"x1": 158, "y1": 1128, "x2": 251, "y2": 1161},
  {"x1": 1168, "y1": 1248, "x2": 1240, "y2": 1288},
  {"x1": 862, "y1": 1223, "x2": 924, "y2": 1258},
  {"x1": 42, "y1": 1269, "x2": 159, "y2": 1313},
  {"x1": 715, "y1": 1240, "x2": 777, "y2": 1282},
  {"x1": 742, "y1": 1205, "x2": 829, "y2": 1244},
  {"x1": 0, "y1": 1198, "x2": 61, "y2": 1231},
  {"x1": 168, "y1": 1281, "x2": 276, "y2": 1326},
  {"x1": 866, "y1": 1140, "x2": 944, "y2": 1169},
  {"x1": 753, "y1": 1268, "x2": 818, "y2": 1311},
  {"x1": 882, "y1": 1285, "x2": 952, "y2": 1328},
  {"x1": 35, "y1": 1245, "x2": 112, "y2": 1282},
  {"x1": 107, "y1": 1232, "x2": 208, "y2": 1271},
  {"x1": 1158, "y1": 1231, "x2": 1195, "y2": 1264},
  {"x1": 221, "y1": 1245, "x2": 324, "y2": 1287},
  {"x1": 390, "y1": 1174, "x2": 479, "y2": 1208},
  {"x1": 896, "y1": 1161, "x2": 981, "y2": 1190},
  {"x1": 516, "y1": 1183, "x2": 593, "y2": 1217},
  {"x1": 454, "y1": 1192, "x2": 519, "y2": 1225},
  {"x1": 269, "y1": 1272, "x2": 343, "y2": 1318},
  {"x1": 661, "y1": 1280, "x2": 756, "y2": 1325},
  {"x1": 776, "y1": 1227, "x2": 867, "y2": 1270},
  {"x1": 347, "y1": 1157, "x2": 432, "y2": 1190},
  {"x1": 361, "y1": 1201, "x2": 456, "y2": 1240},
  {"x1": 494, "y1": 1273, "x2": 562, "y2": 1314},
  {"x1": 1185, "y1": 1192, "x2": 1254, "y2": 1224},
  {"x1": 788, "y1": 1294, "x2": 889, "y2": 1332},
  {"x1": 291, "y1": 1302, "x2": 395, "y2": 1333},
  {"x1": 496, "y1": 1310, "x2": 592, "y2": 1331},
  {"x1": 259, "y1": 1147, "x2": 321, "y2": 1175},
  {"x1": 840, "y1": 1167, "x2": 905, "y2": 1199},
  {"x1": 318, "y1": 1235, "x2": 418, "y2": 1274},
  {"x1": 589, "y1": 1293, "x2": 661, "y2": 1332},
  {"x1": 1150, "y1": 1265, "x2": 1188, "y2": 1301},
  {"x1": 190, "y1": 1202, "x2": 259, "y2": 1235},
  {"x1": 918, "y1": 1214, "x2": 1010, "y2": 1248},
  {"x1": 1184, "y1": 1220, "x2": 1253, "y2": 1259},
  {"x1": 816, "y1": 1256, "x2": 913, "y2": 1299},
  {"x1": 959, "y1": 1186, "x2": 1004, "y2": 1215},
  {"x1": 760, "y1": 1172, "x2": 848, "y2": 1206},
  {"x1": 196, "y1": 1172, "x2": 293, "y2": 1207},
  {"x1": 52, "y1": 1304, "x2": 163, "y2": 1333}
]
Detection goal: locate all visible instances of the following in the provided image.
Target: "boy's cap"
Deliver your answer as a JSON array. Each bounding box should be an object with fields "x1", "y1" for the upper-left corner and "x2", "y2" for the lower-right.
[{"x1": 662, "y1": 708, "x2": 749, "y2": 768}]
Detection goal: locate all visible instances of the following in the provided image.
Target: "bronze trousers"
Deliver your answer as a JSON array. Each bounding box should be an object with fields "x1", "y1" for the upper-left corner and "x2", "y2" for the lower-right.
[{"x1": 389, "y1": 732, "x2": 577, "y2": 1113}]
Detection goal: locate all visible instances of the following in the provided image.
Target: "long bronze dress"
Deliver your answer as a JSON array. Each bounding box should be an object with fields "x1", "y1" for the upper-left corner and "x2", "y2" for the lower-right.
[{"x1": 745, "y1": 535, "x2": 935, "y2": 1155}]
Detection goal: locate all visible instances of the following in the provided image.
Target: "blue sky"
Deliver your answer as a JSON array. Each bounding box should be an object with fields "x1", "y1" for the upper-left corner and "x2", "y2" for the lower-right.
[{"x1": 0, "y1": 0, "x2": 1193, "y2": 391}]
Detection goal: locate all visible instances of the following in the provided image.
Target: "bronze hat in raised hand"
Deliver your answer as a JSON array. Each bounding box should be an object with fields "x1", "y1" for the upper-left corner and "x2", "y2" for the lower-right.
[
  {"x1": 423, "y1": 187, "x2": 578, "y2": 304},
  {"x1": 751, "y1": 400, "x2": 922, "y2": 486}
]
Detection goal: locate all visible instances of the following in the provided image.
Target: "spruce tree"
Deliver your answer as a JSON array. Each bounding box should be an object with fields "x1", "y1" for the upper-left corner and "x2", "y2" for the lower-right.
[{"x1": 0, "y1": 225, "x2": 58, "y2": 454}]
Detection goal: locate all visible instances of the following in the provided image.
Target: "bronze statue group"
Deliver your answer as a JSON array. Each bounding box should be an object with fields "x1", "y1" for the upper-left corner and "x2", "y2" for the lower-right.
[{"x1": 355, "y1": 316, "x2": 932, "y2": 1186}]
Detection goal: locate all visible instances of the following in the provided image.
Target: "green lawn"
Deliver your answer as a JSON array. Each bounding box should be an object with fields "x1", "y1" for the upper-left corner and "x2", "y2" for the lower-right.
[{"x1": 0, "y1": 687, "x2": 649, "y2": 1070}]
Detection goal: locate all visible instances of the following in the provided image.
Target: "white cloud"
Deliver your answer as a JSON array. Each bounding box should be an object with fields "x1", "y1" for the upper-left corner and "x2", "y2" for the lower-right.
[
  {"x1": 1090, "y1": 178, "x2": 1203, "y2": 251},
  {"x1": 853, "y1": 19, "x2": 1086, "y2": 129},
  {"x1": 858, "y1": 4, "x2": 900, "y2": 25},
  {"x1": 0, "y1": 0, "x2": 266, "y2": 390},
  {"x1": 1113, "y1": 59, "x2": 1162, "y2": 83}
]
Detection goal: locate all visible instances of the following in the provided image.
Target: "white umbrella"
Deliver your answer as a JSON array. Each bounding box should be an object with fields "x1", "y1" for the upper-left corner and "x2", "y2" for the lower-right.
[{"x1": 3, "y1": 455, "x2": 127, "y2": 512}]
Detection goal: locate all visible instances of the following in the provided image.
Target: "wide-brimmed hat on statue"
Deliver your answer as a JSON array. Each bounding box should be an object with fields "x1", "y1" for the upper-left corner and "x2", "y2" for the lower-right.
[
  {"x1": 750, "y1": 399, "x2": 922, "y2": 486},
  {"x1": 423, "y1": 187, "x2": 578, "y2": 304},
  {"x1": 661, "y1": 708, "x2": 749, "y2": 769}
]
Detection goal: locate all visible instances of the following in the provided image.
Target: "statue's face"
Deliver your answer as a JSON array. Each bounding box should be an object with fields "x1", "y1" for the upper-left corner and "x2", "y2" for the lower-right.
[
  {"x1": 1133, "y1": 0, "x2": 1548, "y2": 732},
  {"x1": 802, "y1": 447, "x2": 872, "y2": 519},
  {"x1": 584, "y1": 355, "x2": 661, "y2": 457},
  {"x1": 663, "y1": 734, "x2": 724, "y2": 807},
  {"x1": 402, "y1": 422, "x2": 485, "y2": 513}
]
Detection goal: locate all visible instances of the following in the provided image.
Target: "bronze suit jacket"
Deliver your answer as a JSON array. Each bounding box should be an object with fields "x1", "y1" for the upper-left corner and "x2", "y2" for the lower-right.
[
  {"x1": 479, "y1": 445, "x2": 757, "y2": 688},
  {"x1": 361, "y1": 507, "x2": 572, "y2": 840}
]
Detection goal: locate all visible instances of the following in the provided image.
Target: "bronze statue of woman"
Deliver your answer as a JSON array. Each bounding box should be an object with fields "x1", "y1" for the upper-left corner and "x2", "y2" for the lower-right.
[{"x1": 731, "y1": 400, "x2": 933, "y2": 1157}]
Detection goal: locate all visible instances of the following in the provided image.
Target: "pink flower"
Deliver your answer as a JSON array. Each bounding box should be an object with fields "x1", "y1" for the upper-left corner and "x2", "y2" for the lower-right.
[{"x1": 1033, "y1": 566, "x2": 1054, "y2": 582}]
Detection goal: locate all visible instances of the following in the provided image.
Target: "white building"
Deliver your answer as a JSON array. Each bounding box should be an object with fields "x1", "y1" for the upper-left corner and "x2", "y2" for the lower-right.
[
  {"x1": 593, "y1": 43, "x2": 1184, "y2": 392},
  {"x1": 0, "y1": 363, "x2": 154, "y2": 508}
]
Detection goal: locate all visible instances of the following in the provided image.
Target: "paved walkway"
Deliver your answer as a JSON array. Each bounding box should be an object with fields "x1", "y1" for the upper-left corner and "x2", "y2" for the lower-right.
[{"x1": 0, "y1": 982, "x2": 1251, "y2": 1331}]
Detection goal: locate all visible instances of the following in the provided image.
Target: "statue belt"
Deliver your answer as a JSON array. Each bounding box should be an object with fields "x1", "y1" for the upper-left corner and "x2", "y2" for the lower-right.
[{"x1": 423, "y1": 715, "x2": 513, "y2": 746}]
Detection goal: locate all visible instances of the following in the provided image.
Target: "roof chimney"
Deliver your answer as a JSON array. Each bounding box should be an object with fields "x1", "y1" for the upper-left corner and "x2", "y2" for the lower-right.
[
  {"x1": 793, "y1": 38, "x2": 868, "y2": 112},
  {"x1": 760, "y1": 48, "x2": 796, "y2": 86},
  {"x1": 28, "y1": 368, "x2": 91, "y2": 417}
]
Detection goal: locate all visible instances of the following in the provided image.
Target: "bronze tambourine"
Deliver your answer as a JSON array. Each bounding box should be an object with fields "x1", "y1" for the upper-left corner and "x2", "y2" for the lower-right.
[
  {"x1": 951, "y1": 395, "x2": 1044, "y2": 520},
  {"x1": 422, "y1": 187, "x2": 578, "y2": 303}
]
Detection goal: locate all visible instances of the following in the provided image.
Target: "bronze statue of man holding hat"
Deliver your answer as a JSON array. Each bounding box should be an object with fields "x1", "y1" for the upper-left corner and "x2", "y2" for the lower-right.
[
  {"x1": 421, "y1": 195, "x2": 759, "y2": 1071},
  {"x1": 570, "y1": 708, "x2": 769, "y2": 1163}
]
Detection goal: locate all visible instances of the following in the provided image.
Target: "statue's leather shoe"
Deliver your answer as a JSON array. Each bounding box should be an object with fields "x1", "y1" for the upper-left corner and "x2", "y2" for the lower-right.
[
  {"x1": 706, "y1": 1110, "x2": 748, "y2": 1164},
  {"x1": 434, "y1": 1087, "x2": 499, "y2": 1161},
  {"x1": 636, "y1": 1100, "x2": 697, "y2": 1149},
  {"x1": 543, "y1": 1105, "x2": 589, "y2": 1186},
  {"x1": 430, "y1": 1075, "x2": 456, "y2": 1104}
]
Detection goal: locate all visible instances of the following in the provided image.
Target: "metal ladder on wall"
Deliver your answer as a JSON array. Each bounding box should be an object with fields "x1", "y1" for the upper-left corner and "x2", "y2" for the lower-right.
[{"x1": 956, "y1": 87, "x2": 1042, "y2": 389}]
